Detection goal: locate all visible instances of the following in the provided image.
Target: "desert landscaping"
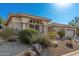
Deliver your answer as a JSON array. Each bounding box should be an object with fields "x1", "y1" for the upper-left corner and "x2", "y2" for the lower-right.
[{"x1": 0, "y1": 13, "x2": 78, "y2": 56}]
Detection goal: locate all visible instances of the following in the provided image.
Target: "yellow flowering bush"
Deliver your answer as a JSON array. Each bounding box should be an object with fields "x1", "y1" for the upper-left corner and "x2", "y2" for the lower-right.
[{"x1": 47, "y1": 31, "x2": 57, "y2": 40}]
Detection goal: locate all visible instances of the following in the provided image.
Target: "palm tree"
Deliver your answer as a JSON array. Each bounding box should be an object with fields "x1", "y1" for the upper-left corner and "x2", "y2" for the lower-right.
[
  {"x1": 69, "y1": 19, "x2": 75, "y2": 26},
  {"x1": 69, "y1": 17, "x2": 79, "y2": 37},
  {"x1": 69, "y1": 17, "x2": 79, "y2": 26}
]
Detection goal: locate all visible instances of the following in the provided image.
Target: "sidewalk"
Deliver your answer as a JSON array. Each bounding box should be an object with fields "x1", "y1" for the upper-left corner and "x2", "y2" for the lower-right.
[{"x1": 62, "y1": 50, "x2": 79, "y2": 56}]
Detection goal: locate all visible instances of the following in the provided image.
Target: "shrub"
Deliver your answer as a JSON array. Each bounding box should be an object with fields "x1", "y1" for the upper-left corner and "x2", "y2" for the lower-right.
[
  {"x1": 18, "y1": 29, "x2": 38, "y2": 44},
  {"x1": 18, "y1": 29, "x2": 57, "y2": 47},
  {"x1": 47, "y1": 31, "x2": 57, "y2": 40},
  {"x1": 57, "y1": 30, "x2": 65, "y2": 39},
  {"x1": 34, "y1": 34, "x2": 57, "y2": 48},
  {"x1": 0, "y1": 28, "x2": 15, "y2": 40},
  {"x1": 13, "y1": 28, "x2": 20, "y2": 36}
]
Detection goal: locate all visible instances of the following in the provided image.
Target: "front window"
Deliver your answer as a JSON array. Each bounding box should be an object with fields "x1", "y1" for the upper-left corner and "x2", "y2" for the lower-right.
[
  {"x1": 35, "y1": 25, "x2": 39, "y2": 31},
  {"x1": 30, "y1": 24, "x2": 34, "y2": 29},
  {"x1": 30, "y1": 24, "x2": 39, "y2": 31}
]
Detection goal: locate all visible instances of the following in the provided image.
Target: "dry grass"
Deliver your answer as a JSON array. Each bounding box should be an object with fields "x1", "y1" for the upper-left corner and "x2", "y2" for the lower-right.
[{"x1": 47, "y1": 40, "x2": 79, "y2": 56}]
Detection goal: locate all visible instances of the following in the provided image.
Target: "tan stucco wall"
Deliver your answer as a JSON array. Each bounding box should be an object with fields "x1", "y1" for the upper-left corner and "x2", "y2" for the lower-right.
[
  {"x1": 12, "y1": 17, "x2": 21, "y2": 22},
  {"x1": 42, "y1": 21, "x2": 48, "y2": 25},
  {"x1": 12, "y1": 17, "x2": 30, "y2": 23},
  {"x1": 21, "y1": 17, "x2": 30, "y2": 23},
  {"x1": 7, "y1": 16, "x2": 49, "y2": 34}
]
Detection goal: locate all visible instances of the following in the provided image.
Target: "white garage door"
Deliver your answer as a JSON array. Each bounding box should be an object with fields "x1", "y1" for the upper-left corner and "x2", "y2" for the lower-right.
[{"x1": 65, "y1": 29, "x2": 75, "y2": 38}]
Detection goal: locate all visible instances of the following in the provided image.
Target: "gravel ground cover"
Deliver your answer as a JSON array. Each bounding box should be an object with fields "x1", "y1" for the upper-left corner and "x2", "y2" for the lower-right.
[{"x1": 0, "y1": 41, "x2": 31, "y2": 56}]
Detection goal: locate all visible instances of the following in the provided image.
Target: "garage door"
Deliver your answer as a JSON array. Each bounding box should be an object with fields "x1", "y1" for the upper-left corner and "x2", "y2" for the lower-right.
[{"x1": 65, "y1": 29, "x2": 75, "y2": 38}]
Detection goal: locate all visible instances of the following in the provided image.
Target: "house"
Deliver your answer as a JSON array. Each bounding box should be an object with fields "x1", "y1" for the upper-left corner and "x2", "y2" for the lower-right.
[
  {"x1": 5, "y1": 13, "x2": 50, "y2": 34},
  {"x1": 48, "y1": 22, "x2": 76, "y2": 38}
]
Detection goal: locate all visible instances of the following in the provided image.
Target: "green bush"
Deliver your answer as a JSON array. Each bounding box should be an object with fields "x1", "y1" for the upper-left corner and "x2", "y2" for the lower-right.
[
  {"x1": 0, "y1": 28, "x2": 15, "y2": 40},
  {"x1": 18, "y1": 29, "x2": 57, "y2": 47},
  {"x1": 57, "y1": 30, "x2": 65, "y2": 39},
  {"x1": 18, "y1": 29, "x2": 38, "y2": 44}
]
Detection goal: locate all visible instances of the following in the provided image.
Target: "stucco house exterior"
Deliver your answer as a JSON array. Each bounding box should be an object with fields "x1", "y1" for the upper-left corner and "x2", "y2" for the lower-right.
[
  {"x1": 5, "y1": 13, "x2": 50, "y2": 34},
  {"x1": 48, "y1": 22, "x2": 76, "y2": 38}
]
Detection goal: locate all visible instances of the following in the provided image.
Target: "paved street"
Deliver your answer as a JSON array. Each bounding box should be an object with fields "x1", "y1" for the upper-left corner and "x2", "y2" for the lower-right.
[{"x1": 62, "y1": 50, "x2": 79, "y2": 56}]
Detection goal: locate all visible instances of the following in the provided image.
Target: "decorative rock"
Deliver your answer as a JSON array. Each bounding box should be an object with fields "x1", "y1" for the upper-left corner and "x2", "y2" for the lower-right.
[
  {"x1": 8, "y1": 36, "x2": 18, "y2": 42},
  {"x1": 24, "y1": 48, "x2": 37, "y2": 56},
  {"x1": 9, "y1": 36, "x2": 18, "y2": 39},
  {"x1": 52, "y1": 40, "x2": 58, "y2": 44},
  {"x1": 32, "y1": 43, "x2": 42, "y2": 55},
  {"x1": 0, "y1": 37, "x2": 4, "y2": 42},
  {"x1": 51, "y1": 40, "x2": 58, "y2": 47}
]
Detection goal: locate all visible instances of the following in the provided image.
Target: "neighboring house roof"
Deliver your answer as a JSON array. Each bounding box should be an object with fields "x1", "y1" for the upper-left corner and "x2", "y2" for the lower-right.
[
  {"x1": 48, "y1": 22, "x2": 76, "y2": 29},
  {"x1": 5, "y1": 13, "x2": 51, "y2": 26}
]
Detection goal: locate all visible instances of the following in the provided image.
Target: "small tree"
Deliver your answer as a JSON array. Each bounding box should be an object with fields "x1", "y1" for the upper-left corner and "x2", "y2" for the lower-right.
[{"x1": 57, "y1": 30, "x2": 65, "y2": 39}]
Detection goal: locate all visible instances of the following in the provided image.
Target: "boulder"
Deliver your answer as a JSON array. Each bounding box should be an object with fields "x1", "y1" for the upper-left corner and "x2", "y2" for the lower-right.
[
  {"x1": 24, "y1": 48, "x2": 37, "y2": 56},
  {"x1": 9, "y1": 36, "x2": 18, "y2": 39},
  {"x1": 32, "y1": 43, "x2": 42, "y2": 55},
  {"x1": 0, "y1": 37, "x2": 4, "y2": 42},
  {"x1": 51, "y1": 40, "x2": 58, "y2": 47},
  {"x1": 8, "y1": 36, "x2": 18, "y2": 42}
]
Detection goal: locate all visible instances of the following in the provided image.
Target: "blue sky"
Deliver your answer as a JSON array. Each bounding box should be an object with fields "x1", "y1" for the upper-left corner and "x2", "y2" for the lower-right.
[{"x1": 0, "y1": 3, "x2": 79, "y2": 24}]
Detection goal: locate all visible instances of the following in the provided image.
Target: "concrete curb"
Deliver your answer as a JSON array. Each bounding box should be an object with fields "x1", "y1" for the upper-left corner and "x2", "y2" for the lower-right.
[{"x1": 62, "y1": 50, "x2": 79, "y2": 56}]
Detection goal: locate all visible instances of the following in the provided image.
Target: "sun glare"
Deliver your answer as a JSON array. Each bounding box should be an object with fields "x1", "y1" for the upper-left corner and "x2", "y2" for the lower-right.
[{"x1": 56, "y1": 3, "x2": 71, "y2": 7}]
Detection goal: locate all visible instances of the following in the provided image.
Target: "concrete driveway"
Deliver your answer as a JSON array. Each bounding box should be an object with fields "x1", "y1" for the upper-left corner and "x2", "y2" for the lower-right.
[{"x1": 0, "y1": 41, "x2": 31, "y2": 56}]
